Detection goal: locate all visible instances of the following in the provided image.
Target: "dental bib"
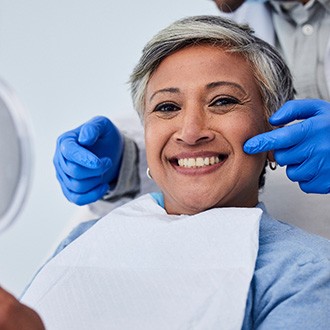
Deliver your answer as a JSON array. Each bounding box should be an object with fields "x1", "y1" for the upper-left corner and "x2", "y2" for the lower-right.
[{"x1": 22, "y1": 194, "x2": 262, "y2": 330}]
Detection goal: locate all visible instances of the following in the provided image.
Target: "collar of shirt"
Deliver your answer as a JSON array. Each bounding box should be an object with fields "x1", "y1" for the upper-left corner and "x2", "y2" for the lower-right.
[{"x1": 269, "y1": 0, "x2": 330, "y2": 25}]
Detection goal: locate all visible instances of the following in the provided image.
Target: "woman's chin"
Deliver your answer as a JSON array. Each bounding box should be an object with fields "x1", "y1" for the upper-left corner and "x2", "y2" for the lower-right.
[{"x1": 165, "y1": 193, "x2": 226, "y2": 215}]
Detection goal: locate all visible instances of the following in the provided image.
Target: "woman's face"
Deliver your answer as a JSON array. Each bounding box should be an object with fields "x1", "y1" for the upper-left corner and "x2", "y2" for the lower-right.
[{"x1": 144, "y1": 45, "x2": 269, "y2": 215}]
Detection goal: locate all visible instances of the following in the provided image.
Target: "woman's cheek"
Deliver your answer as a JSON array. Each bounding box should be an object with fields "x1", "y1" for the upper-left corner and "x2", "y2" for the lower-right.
[
  {"x1": 235, "y1": 114, "x2": 267, "y2": 142},
  {"x1": 145, "y1": 123, "x2": 166, "y2": 170}
]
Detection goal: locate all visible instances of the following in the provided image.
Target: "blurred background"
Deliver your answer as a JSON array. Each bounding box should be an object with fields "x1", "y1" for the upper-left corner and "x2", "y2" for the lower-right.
[{"x1": 0, "y1": 0, "x2": 216, "y2": 296}]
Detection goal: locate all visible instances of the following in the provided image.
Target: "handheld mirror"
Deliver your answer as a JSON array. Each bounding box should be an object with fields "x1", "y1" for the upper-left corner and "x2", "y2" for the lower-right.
[{"x1": 0, "y1": 79, "x2": 32, "y2": 232}]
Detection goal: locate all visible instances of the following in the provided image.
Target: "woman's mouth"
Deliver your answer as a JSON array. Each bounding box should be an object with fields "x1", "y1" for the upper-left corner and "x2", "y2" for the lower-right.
[{"x1": 171, "y1": 154, "x2": 228, "y2": 168}]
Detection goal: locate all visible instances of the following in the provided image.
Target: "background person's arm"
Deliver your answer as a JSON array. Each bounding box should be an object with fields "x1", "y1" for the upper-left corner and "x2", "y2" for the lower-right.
[
  {"x1": 54, "y1": 115, "x2": 159, "y2": 219},
  {"x1": 78, "y1": 121, "x2": 160, "y2": 219}
]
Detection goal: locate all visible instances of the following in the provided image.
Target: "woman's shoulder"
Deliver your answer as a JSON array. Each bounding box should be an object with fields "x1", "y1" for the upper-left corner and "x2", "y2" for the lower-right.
[
  {"x1": 246, "y1": 206, "x2": 330, "y2": 328},
  {"x1": 255, "y1": 208, "x2": 330, "y2": 296},
  {"x1": 258, "y1": 207, "x2": 330, "y2": 264}
]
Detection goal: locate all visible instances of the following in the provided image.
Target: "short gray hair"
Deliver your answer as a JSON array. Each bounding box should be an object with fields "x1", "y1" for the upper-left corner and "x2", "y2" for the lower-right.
[{"x1": 129, "y1": 15, "x2": 294, "y2": 120}]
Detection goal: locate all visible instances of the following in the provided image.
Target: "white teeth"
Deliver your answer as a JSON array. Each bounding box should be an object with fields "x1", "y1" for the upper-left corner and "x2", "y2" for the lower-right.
[
  {"x1": 195, "y1": 157, "x2": 204, "y2": 167},
  {"x1": 177, "y1": 156, "x2": 223, "y2": 168},
  {"x1": 188, "y1": 158, "x2": 196, "y2": 167}
]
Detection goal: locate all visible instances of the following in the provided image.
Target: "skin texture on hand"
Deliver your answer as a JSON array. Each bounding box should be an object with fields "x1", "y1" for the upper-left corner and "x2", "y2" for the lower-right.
[
  {"x1": 0, "y1": 287, "x2": 45, "y2": 330},
  {"x1": 244, "y1": 99, "x2": 330, "y2": 193}
]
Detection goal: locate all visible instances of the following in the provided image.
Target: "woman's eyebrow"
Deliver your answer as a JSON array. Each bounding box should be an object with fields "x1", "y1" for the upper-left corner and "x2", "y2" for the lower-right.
[
  {"x1": 149, "y1": 81, "x2": 246, "y2": 102},
  {"x1": 149, "y1": 87, "x2": 180, "y2": 101},
  {"x1": 206, "y1": 81, "x2": 246, "y2": 93}
]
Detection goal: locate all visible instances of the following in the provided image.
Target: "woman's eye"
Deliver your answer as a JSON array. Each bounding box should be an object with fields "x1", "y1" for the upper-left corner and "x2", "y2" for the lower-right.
[
  {"x1": 210, "y1": 97, "x2": 240, "y2": 107},
  {"x1": 154, "y1": 103, "x2": 180, "y2": 113}
]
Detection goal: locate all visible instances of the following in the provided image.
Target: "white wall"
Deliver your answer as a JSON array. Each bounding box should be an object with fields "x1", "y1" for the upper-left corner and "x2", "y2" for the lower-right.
[{"x1": 0, "y1": 0, "x2": 216, "y2": 296}]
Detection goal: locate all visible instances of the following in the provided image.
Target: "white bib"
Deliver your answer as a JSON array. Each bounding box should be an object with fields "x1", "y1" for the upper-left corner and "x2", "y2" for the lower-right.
[{"x1": 22, "y1": 194, "x2": 262, "y2": 330}]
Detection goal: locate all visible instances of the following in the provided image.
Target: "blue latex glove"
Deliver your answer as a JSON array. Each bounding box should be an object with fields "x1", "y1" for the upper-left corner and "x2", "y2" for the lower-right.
[
  {"x1": 244, "y1": 99, "x2": 330, "y2": 194},
  {"x1": 53, "y1": 116, "x2": 124, "y2": 205}
]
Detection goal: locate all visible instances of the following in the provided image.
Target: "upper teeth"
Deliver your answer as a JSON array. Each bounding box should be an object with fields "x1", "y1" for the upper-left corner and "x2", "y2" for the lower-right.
[{"x1": 178, "y1": 156, "x2": 221, "y2": 168}]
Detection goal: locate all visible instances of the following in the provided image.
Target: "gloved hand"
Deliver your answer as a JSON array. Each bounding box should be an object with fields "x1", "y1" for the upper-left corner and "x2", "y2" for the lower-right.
[
  {"x1": 53, "y1": 116, "x2": 124, "y2": 205},
  {"x1": 244, "y1": 99, "x2": 330, "y2": 194}
]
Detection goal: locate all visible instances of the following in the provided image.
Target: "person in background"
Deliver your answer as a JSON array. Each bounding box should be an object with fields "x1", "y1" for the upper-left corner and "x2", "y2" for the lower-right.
[{"x1": 53, "y1": 0, "x2": 330, "y2": 217}]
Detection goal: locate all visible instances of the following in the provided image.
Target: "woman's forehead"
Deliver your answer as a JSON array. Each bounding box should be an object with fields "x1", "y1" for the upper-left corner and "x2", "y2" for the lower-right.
[{"x1": 146, "y1": 45, "x2": 259, "y2": 97}]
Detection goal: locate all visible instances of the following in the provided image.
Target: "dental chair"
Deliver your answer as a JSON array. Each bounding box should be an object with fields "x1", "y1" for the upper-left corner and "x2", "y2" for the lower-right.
[{"x1": 66, "y1": 113, "x2": 330, "y2": 240}]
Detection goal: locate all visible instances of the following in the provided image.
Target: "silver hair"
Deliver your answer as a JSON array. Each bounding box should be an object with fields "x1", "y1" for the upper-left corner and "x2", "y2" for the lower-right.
[{"x1": 129, "y1": 15, "x2": 294, "y2": 121}]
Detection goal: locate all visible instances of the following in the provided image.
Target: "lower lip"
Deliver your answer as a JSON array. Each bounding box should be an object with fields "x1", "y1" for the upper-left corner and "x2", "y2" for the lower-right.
[{"x1": 171, "y1": 159, "x2": 227, "y2": 175}]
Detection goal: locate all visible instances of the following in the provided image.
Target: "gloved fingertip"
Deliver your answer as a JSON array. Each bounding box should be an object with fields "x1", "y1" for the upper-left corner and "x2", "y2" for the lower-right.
[
  {"x1": 243, "y1": 139, "x2": 260, "y2": 154},
  {"x1": 77, "y1": 136, "x2": 88, "y2": 146},
  {"x1": 269, "y1": 114, "x2": 282, "y2": 125},
  {"x1": 78, "y1": 126, "x2": 97, "y2": 146}
]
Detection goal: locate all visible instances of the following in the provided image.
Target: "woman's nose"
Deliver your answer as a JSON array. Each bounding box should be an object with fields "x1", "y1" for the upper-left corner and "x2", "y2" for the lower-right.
[{"x1": 174, "y1": 109, "x2": 215, "y2": 145}]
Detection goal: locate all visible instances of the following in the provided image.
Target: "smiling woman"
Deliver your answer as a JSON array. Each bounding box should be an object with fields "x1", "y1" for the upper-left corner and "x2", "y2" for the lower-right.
[
  {"x1": 130, "y1": 15, "x2": 292, "y2": 215},
  {"x1": 20, "y1": 15, "x2": 330, "y2": 329},
  {"x1": 144, "y1": 45, "x2": 270, "y2": 214}
]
